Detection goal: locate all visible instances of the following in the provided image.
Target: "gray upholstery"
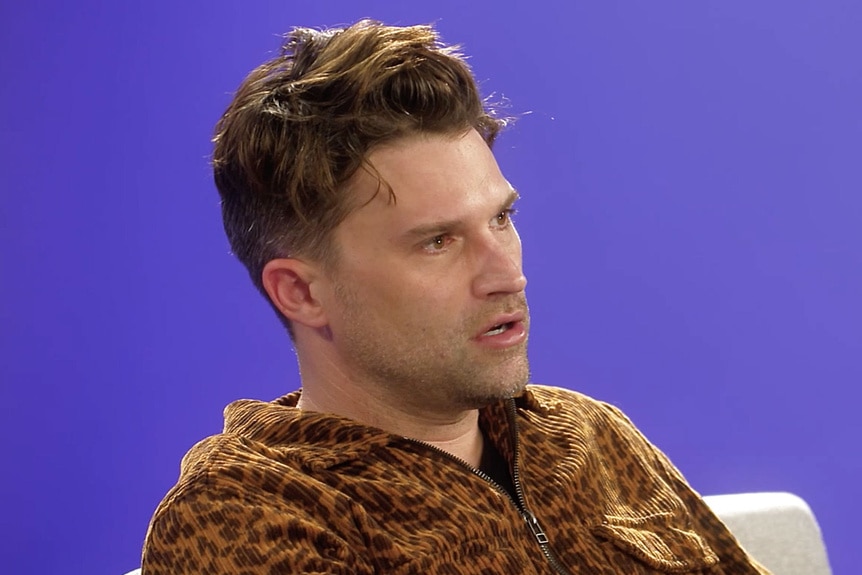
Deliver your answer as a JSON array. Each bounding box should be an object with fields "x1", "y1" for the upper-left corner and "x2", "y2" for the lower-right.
[
  {"x1": 704, "y1": 492, "x2": 832, "y2": 575},
  {"x1": 124, "y1": 492, "x2": 831, "y2": 575}
]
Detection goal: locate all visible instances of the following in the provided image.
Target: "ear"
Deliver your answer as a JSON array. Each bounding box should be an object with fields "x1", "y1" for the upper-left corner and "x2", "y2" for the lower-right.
[{"x1": 261, "y1": 258, "x2": 329, "y2": 329}]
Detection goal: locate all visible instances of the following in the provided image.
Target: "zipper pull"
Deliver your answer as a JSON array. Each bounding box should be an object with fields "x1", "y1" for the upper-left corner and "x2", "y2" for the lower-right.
[{"x1": 523, "y1": 510, "x2": 550, "y2": 545}]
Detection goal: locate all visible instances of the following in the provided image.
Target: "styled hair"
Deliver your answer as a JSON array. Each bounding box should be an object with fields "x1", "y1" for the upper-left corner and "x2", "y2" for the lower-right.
[{"x1": 212, "y1": 19, "x2": 507, "y2": 328}]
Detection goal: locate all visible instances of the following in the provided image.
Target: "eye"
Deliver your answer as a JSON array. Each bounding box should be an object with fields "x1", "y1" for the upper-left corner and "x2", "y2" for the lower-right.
[
  {"x1": 422, "y1": 234, "x2": 451, "y2": 253},
  {"x1": 492, "y1": 207, "x2": 517, "y2": 228}
]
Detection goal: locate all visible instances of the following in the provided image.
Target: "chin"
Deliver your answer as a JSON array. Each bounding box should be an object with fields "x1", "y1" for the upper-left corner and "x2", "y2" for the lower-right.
[{"x1": 462, "y1": 374, "x2": 530, "y2": 410}]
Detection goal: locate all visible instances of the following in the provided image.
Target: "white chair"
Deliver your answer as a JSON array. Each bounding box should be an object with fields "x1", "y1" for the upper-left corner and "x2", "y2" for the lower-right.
[
  {"x1": 703, "y1": 492, "x2": 832, "y2": 575},
  {"x1": 125, "y1": 492, "x2": 831, "y2": 575}
]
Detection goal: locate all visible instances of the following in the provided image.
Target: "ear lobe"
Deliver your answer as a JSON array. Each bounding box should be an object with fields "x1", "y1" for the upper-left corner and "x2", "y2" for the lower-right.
[{"x1": 261, "y1": 258, "x2": 329, "y2": 329}]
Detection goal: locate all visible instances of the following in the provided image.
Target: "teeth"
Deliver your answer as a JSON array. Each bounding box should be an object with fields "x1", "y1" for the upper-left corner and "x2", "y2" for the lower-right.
[{"x1": 485, "y1": 323, "x2": 507, "y2": 336}]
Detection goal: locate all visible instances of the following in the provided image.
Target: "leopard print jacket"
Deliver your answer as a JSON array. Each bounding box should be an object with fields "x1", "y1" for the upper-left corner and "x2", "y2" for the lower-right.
[{"x1": 142, "y1": 385, "x2": 769, "y2": 574}]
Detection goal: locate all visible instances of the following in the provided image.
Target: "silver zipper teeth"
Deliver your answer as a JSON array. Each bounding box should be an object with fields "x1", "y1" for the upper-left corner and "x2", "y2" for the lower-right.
[
  {"x1": 505, "y1": 400, "x2": 572, "y2": 575},
  {"x1": 400, "y1": 399, "x2": 572, "y2": 575}
]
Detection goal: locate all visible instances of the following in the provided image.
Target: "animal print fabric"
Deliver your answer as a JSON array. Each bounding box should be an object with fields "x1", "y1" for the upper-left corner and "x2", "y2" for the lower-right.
[{"x1": 142, "y1": 385, "x2": 770, "y2": 574}]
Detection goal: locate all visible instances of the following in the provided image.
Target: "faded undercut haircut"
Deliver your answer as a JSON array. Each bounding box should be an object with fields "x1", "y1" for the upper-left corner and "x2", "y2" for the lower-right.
[{"x1": 212, "y1": 19, "x2": 507, "y2": 332}]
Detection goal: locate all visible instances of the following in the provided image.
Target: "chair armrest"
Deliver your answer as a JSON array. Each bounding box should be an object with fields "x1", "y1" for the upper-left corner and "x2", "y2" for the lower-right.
[{"x1": 703, "y1": 492, "x2": 831, "y2": 575}]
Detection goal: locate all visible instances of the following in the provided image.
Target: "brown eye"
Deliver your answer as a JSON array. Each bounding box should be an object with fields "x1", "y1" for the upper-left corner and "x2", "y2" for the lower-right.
[
  {"x1": 423, "y1": 234, "x2": 449, "y2": 252},
  {"x1": 493, "y1": 208, "x2": 517, "y2": 228}
]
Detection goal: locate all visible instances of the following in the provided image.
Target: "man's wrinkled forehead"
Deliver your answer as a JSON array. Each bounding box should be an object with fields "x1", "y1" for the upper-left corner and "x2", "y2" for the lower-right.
[{"x1": 342, "y1": 131, "x2": 508, "y2": 210}]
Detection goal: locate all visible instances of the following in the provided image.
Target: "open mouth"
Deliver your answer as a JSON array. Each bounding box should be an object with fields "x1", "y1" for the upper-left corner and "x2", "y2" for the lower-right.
[{"x1": 483, "y1": 322, "x2": 514, "y2": 337}]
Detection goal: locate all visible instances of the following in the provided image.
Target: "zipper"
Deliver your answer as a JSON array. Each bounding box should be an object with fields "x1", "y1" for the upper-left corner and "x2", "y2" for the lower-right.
[
  {"x1": 505, "y1": 400, "x2": 571, "y2": 575},
  {"x1": 403, "y1": 399, "x2": 571, "y2": 575}
]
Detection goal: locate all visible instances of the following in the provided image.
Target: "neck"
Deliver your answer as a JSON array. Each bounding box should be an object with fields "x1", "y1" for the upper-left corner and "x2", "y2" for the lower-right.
[
  {"x1": 293, "y1": 333, "x2": 488, "y2": 467},
  {"x1": 297, "y1": 385, "x2": 486, "y2": 467}
]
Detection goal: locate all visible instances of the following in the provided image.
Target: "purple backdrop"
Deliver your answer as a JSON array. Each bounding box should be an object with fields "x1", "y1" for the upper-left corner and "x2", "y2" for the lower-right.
[{"x1": 1, "y1": 2, "x2": 859, "y2": 574}]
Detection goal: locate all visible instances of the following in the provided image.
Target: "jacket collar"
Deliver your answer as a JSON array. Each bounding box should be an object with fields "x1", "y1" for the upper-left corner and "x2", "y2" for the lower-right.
[
  {"x1": 223, "y1": 390, "x2": 393, "y2": 470},
  {"x1": 222, "y1": 385, "x2": 558, "y2": 470}
]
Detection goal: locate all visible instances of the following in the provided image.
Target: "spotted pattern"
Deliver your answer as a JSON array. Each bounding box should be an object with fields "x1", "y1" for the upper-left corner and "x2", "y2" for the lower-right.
[{"x1": 142, "y1": 385, "x2": 770, "y2": 574}]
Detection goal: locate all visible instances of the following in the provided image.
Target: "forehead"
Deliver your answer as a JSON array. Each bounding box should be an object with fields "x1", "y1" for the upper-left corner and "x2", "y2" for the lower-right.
[{"x1": 343, "y1": 130, "x2": 513, "y2": 228}]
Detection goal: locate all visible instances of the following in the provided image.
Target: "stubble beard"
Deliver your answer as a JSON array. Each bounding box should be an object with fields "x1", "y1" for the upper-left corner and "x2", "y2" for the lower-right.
[{"x1": 333, "y1": 282, "x2": 530, "y2": 414}]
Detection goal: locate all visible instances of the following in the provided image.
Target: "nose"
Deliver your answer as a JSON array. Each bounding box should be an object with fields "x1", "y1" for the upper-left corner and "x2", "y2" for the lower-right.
[{"x1": 471, "y1": 229, "x2": 528, "y2": 298}]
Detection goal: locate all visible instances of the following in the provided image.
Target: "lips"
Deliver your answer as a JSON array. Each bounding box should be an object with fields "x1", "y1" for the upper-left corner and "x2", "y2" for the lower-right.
[
  {"x1": 476, "y1": 311, "x2": 527, "y2": 339},
  {"x1": 483, "y1": 323, "x2": 511, "y2": 336}
]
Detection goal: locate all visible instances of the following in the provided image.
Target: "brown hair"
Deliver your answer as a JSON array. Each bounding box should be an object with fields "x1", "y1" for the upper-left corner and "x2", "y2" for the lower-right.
[{"x1": 212, "y1": 19, "x2": 507, "y2": 327}]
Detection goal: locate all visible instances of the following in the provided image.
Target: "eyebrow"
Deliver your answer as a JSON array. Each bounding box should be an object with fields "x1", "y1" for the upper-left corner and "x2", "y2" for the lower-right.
[{"x1": 400, "y1": 188, "x2": 520, "y2": 242}]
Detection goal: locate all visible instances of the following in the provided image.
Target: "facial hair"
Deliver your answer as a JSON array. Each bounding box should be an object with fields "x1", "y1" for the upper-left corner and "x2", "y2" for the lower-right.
[{"x1": 331, "y1": 279, "x2": 530, "y2": 414}]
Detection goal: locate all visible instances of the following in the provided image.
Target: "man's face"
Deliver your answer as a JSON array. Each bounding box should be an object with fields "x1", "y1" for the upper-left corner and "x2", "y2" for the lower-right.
[{"x1": 320, "y1": 129, "x2": 530, "y2": 414}]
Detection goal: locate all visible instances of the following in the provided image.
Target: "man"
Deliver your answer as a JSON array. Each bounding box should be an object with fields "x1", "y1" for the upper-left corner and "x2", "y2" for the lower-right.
[{"x1": 143, "y1": 20, "x2": 769, "y2": 574}]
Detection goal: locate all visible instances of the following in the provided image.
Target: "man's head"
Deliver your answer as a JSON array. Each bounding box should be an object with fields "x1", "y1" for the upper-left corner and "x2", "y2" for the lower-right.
[
  {"x1": 213, "y1": 20, "x2": 507, "y2": 334},
  {"x1": 213, "y1": 20, "x2": 529, "y2": 413}
]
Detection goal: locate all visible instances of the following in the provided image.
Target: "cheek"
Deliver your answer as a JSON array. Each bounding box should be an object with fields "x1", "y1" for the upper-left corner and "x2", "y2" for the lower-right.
[
  {"x1": 377, "y1": 277, "x2": 463, "y2": 328},
  {"x1": 336, "y1": 254, "x2": 470, "y2": 324}
]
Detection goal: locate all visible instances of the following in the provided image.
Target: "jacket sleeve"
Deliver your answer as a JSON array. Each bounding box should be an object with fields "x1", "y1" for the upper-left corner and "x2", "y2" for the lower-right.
[
  {"x1": 141, "y1": 483, "x2": 375, "y2": 575},
  {"x1": 600, "y1": 402, "x2": 773, "y2": 575}
]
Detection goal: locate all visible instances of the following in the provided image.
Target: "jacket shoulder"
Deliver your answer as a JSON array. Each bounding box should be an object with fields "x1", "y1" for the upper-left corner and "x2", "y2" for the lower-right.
[
  {"x1": 143, "y1": 434, "x2": 373, "y2": 574},
  {"x1": 522, "y1": 384, "x2": 631, "y2": 424}
]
